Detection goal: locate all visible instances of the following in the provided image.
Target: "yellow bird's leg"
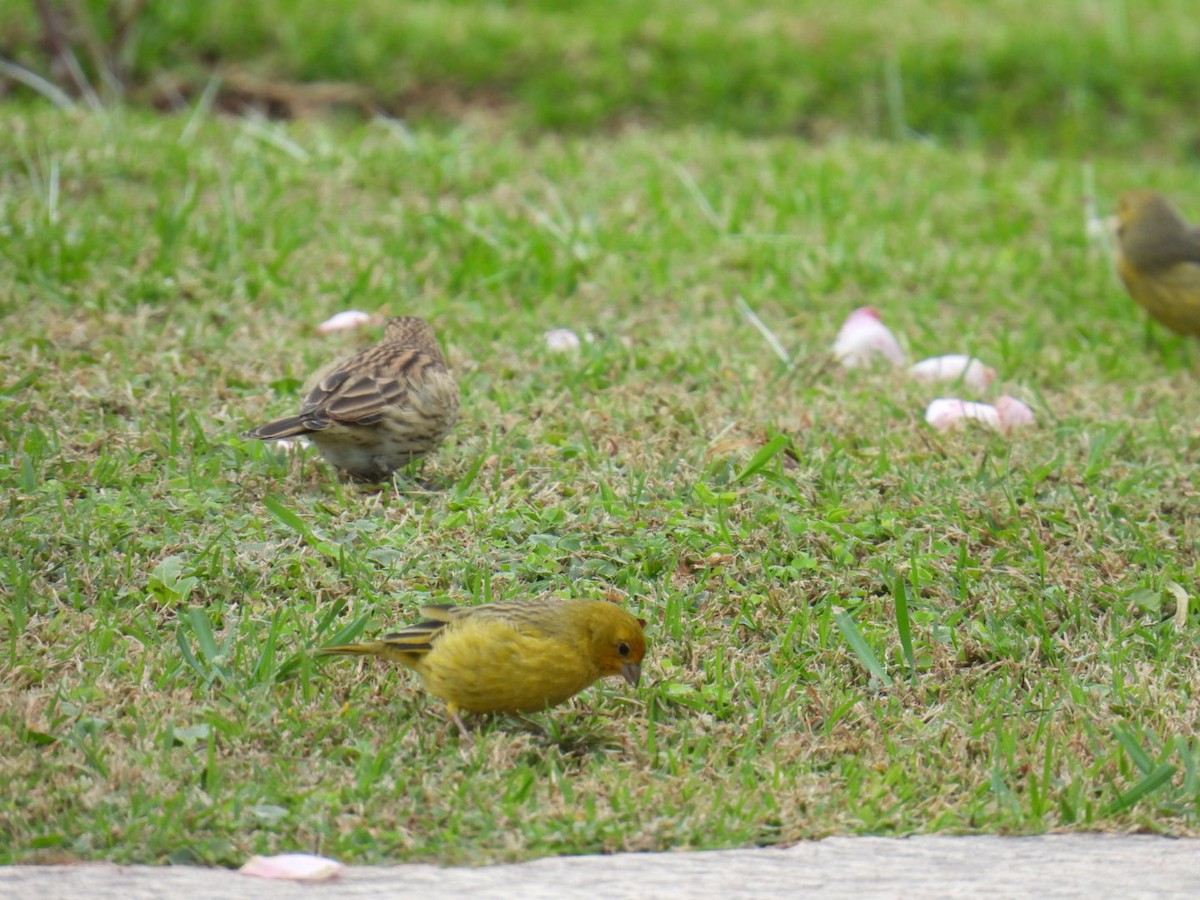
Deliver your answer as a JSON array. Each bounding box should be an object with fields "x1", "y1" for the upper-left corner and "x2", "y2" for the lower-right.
[{"x1": 447, "y1": 704, "x2": 470, "y2": 738}]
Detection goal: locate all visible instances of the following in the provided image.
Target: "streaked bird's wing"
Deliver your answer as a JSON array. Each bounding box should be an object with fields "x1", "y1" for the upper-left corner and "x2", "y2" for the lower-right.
[{"x1": 301, "y1": 347, "x2": 446, "y2": 427}]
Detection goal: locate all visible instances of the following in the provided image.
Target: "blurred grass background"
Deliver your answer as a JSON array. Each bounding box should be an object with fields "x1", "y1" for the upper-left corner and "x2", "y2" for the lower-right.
[{"x1": 2, "y1": 0, "x2": 1199, "y2": 155}]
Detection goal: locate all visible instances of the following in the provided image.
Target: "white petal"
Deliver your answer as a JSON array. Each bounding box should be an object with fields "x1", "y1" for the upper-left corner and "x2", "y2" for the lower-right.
[
  {"x1": 908, "y1": 355, "x2": 996, "y2": 390},
  {"x1": 925, "y1": 398, "x2": 1001, "y2": 432},
  {"x1": 1087, "y1": 212, "x2": 1117, "y2": 243},
  {"x1": 316, "y1": 310, "x2": 374, "y2": 334},
  {"x1": 832, "y1": 307, "x2": 905, "y2": 368},
  {"x1": 544, "y1": 327, "x2": 582, "y2": 352},
  {"x1": 994, "y1": 395, "x2": 1036, "y2": 430},
  {"x1": 240, "y1": 853, "x2": 346, "y2": 882}
]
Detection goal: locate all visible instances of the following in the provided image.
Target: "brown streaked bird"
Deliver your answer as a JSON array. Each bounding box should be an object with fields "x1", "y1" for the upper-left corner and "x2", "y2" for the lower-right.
[
  {"x1": 1115, "y1": 189, "x2": 1200, "y2": 338},
  {"x1": 243, "y1": 316, "x2": 459, "y2": 481},
  {"x1": 319, "y1": 598, "x2": 647, "y2": 734}
]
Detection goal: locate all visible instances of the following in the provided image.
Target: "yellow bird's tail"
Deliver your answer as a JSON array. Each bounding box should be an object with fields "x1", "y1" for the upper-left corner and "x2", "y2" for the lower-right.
[
  {"x1": 318, "y1": 641, "x2": 384, "y2": 657},
  {"x1": 318, "y1": 639, "x2": 425, "y2": 667},
  {"x1": 318, "y1": 608, "x2": 462, "y2": 665}
]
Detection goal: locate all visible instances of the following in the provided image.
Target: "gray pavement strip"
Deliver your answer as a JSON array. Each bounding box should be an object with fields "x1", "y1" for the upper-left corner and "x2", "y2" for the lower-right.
[{"x1": 3, "y1": 835, "x2": 1198, "y2": 899}]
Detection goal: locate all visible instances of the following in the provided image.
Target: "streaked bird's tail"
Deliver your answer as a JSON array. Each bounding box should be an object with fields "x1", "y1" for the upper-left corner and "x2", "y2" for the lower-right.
[{"x1": 242, "y1": 416, "x2": 312, "y2": 440}]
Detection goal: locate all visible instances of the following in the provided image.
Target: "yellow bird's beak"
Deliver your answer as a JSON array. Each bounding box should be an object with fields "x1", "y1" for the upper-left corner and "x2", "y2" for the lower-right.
[{"x1": 620, "y1": 661, "x2": 641, "y2": 687}]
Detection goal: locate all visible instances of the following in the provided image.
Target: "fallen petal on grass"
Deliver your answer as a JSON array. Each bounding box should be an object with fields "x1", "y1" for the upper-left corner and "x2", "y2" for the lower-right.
[
  {"x1": 833, "y1": 307, "x2": 906, "y2": 369},
  {"x1": 239, "y1": 853, "x2": 346, "y2": 881},
  {"x1": 925, "y1": 398, "x2": 1001, "y2": 432},
  {"x1": 908, "y1": 355, "x2": 996, "y2": 390},
  {"x1": 994, "y1": 395, "x2": 1036, "y2": 430},
  {"x1": 544, "y1": 327, "x2": 583, "y2": 352},
  {"x1": 925, "y1": 396, "x2": 1035, "y2": 434},
  {"x1": 316, "y1": 310, "x2": 378, "y2": 334}
]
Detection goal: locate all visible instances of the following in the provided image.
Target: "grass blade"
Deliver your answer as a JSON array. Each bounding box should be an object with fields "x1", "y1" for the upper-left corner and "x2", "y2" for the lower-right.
[
  {"x1": 262, "y1": 495, "x2": 312, "y2": 539},
  {"x1": 1112, "y1": 724, "x2": 1154, "y2": 774},
  {"x1": 249, "y1": 611, "x2": 283, "y2": 684},
  {"x1": 835, "y1": 610, "x2": 892, "y2": 686},
  {"x1": 889, "y1": 570, "x2": 916, "y2": 677},
  {"x1": 734, "y1": 295, "x2": 791, "y2": 366},
  {"x1": 318, "y1": 613, "x2": 371, "y2": 648},
  {"x1": 733, "y1": 434, "x2": 789, "y2": 485},
  {"x1": 186, "y1": 608, "x2": 220, "y2": 663},
  {"x1": 1104, "y1": 763, "x2": 1176, "y2": 815}
]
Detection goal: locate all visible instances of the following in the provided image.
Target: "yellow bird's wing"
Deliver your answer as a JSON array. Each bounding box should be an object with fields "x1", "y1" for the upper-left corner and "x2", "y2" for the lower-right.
[
  {"x1": 374, "y1": 604, "x2": 467, "y2": 654},
  {"x1": 446, "y1": 599, "x2": 588, "y2": 649},
  {"x1": 415, "y1": 603, "x2": 462, "y2": 624},
  {"x1": 368, "y1": 600, "x2": 573, "y2": 660},
  {"x1": 328, "y1": 603, "x2": 524, "y2": 660}
]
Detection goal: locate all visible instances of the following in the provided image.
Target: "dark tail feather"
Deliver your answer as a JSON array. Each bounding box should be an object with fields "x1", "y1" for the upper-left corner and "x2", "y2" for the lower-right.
[
  {"x1": 317, "y1": 642, "x2": 378, "y2": 657},
  {"x1": 242, "y1": 415, "x2": 312, "y2": 440},
  {"x1": 317, "y1": 641, "x2": 419, "y2": 665}
]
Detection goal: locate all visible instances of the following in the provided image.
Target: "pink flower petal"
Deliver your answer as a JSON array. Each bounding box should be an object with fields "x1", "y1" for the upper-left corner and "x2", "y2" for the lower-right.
[
  {"x1": 925, "y1": 398, "x2": 1001, "y2": 432},
  {"x1": 994, "y1": 395, "x2": 1036, "y2": 431},
  {"x1": 316, "y1": 310, "x2": 376, "y2": 334},
  {"x1": 544, "y1": 328, "x2": 582, "y2": 352},
  {"x1": 908, "y1": 355, "x2": 996, "y2": 390},
  {"x1": 544, "y1": 326, "x2": 595, "y2": 350},
  {"x1": 833, "y1": 307, "x2": 906, "y2": 368},
  {"x1": 240, "y1": 853, "x2": 346, "y2": 882}
]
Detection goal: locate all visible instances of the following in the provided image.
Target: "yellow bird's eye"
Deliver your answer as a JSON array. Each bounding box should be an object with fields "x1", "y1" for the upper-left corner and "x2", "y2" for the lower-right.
[{"x1": 617, "y1": 641, "x2": 631, "y2": 657}]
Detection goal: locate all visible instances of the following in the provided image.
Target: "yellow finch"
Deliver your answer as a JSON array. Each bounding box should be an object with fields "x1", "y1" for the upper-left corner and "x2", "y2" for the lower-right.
[
  {"x1": 320, "y1": 598, "x2": 648, "y2": 732},
  {"x1": 243, "y1": 316, "x2": 459, "y2": 481},
  {"x1": 1115, "y1": 189, "x2": 1200, "y2": 338}
]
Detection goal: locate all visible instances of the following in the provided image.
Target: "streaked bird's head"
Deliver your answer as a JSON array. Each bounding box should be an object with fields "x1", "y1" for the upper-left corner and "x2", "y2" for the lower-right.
[{"x1": 384, "y1": 316, "x2": 441, "y2": 351}]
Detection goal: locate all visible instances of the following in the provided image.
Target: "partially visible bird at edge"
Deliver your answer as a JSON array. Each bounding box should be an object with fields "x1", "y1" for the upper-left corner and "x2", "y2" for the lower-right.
[
  {"x1": 319, "y1": 598, "x2": 648, "y2": 735},
  {"x1": 1114, "y1": 189, "x2": 1200, "y2": 339},
  {"x1": 242, "y1": 315, "x2": 459, "y2": 481}
]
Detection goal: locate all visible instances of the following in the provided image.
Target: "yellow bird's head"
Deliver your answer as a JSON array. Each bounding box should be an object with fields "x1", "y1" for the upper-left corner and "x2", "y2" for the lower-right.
[{"x1": 584, "y1": 602, "x2": 648, "y2": 688}]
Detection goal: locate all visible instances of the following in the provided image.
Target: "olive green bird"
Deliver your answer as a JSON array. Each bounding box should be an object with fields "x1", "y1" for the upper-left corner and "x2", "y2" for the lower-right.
[{"x1": 1115, "y1": 189, "x2": 1200, "y2": 338}]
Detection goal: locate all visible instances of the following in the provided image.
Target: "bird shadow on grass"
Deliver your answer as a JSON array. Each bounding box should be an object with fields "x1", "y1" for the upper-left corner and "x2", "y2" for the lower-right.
[
  {"x1": 334, "y1": 471, "x2": 442, "y2": 494},
  {"x1": 1141, "y1": 322, "x2": 1200, "y2": 372},
  {"x1": 539, "y1": 716, "x2": 636, "y2": 757},
  {"x1": 454, "y1": 710, "x2": 638, "y2": 758},
  {"x1": 381, "y1": 457, "x2": 475, "y2": 496},
  {"x1": 308, "y1": 466, "x2": 449, "y2": 501}
]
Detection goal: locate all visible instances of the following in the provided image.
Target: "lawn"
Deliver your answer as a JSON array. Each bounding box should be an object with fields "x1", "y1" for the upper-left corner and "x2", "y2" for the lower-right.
[
  {"x1": 3, "y1": 0, "x2": 1200, "y2": 153},
  {"x1": 3, "y1": 0, "x2": 1200, "y2": 868}
]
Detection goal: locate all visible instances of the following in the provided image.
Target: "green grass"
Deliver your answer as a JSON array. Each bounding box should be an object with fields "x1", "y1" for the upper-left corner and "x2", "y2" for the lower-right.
[
  {"x1": 4, "y1": 105, "x2": 1200, "y2": 864},
  {"x1": 3, "y1": 0, "x2": 1200, "y2": 155},
  {"x1": 4, "y1": 0, "x2": 1200, "y2": 867}
]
